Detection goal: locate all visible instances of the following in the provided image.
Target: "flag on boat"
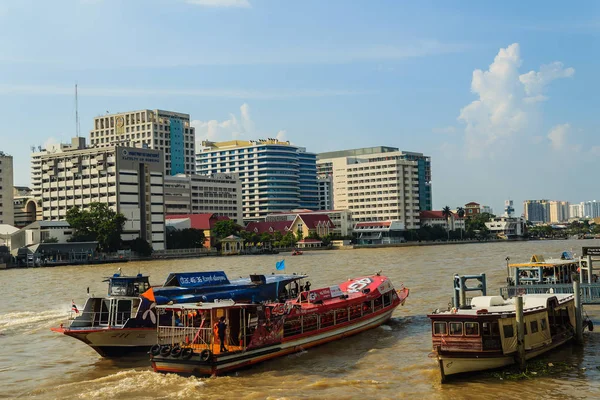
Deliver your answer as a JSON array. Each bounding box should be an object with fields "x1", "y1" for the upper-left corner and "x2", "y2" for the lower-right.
[
  {"x1": 276, "y1": 259, "x2": 285, "y2": 270},
  {"x1": 71, "y1": 300, "x2": 79, "y2": 314}
]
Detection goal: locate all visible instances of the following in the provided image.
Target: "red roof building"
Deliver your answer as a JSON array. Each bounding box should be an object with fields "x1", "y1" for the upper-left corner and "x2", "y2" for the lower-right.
[
  {"x1": 165, "y1": 213, "x2": 232, "y2": 248},
  {"x1": 245, "y1": 221, "x2": 293, "y2": 235}
]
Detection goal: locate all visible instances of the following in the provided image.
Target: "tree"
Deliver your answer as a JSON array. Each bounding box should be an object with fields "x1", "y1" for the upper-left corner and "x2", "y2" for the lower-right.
[
  {"x1": 43, "y1": 237, "x2": 59, "y2": 243},
  {"x1": 128, "y1": 237, "x2": 153, "y2": 256},
  {"x1": 456, "y1": 207, "x2": 465, "y2": 240},
  {"x1": 441, "y1": 206, "x2": 452, "y2": 240},
  {"x1": 66, "y1": 203, "x2": 126, "y2": 252},
  {"x1": 212, "y1": 220, "x2": 239, "y2": 240},
  {"x1": 166, "y1": 228, "x2": 206, "y2": 249},
  {"x1": 296, "y1": 229, "x2": 304, "y2": 243}
]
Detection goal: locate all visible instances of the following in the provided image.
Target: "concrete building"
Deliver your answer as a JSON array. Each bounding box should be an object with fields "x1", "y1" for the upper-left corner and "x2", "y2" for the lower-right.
[
  {"x1": 481, "y1": 205, "x2": 494, "y2": 215},
  {"x1": 34, "y1": 138, "x2": 166, "y2": 250},
  {"x1": 9, "y1": 220, "x2": 73, "y2": 252},
  {"x1": 485, "y1": 216, "x2": 525, "y2": 239},
  {"x1": 523, "y1": 200, "x2": 550, "y2": 223},
  {"x1": 164, "y1": 173, "x2": 243, "y2": 225},
  {"x1": 464, "y1": 202, "x2": 481, "y2": 217},
  {"x1": 265, "y1": 209, "x2": 353, "y2": 237},
  {"x1": 318, "y1": 176, "x2": 333, "y2": 211},
  {"x1": 581, "y1": 201, "x2": 600, "y2": 219},
  {"x1": 318, "y1": 146, "x2": 431, "y2": 212},
  {"x1": 353, "y1": 220, "x2": 406, "y2": 245},
  {"x1": 196, "y1": 139, "x2": 319, "y2": 221},
  {"x1": 13, "y1": 195, "x2": 40, "y2": 228},
  {"x1": 549, "y1": 201, "x2": 570, "y2": 223},
  {"x1": 0, "y1": 152, "x2": 14, "y2": 225},
  {"x1": 569, "y1": 203, "x2": 583, "y2": 219},
  {"x1": 89, "y1": 109, "x2": 196, "y2": 176},
  {"x1": 316, "y1": 147, "x2": 424, "y2": 229}
]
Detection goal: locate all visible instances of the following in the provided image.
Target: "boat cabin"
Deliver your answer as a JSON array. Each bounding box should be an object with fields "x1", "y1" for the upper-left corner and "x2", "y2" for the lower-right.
[
  {"x1": 429, "y1": 294, "x2": 576, "y2": 355},
  {"x1": 507, "y1": 254, "x2": 579, "y2": 285}
]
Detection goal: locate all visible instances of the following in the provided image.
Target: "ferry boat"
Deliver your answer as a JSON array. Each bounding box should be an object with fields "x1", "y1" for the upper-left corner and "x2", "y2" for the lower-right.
[
  {"x1": 428, "y1": 293, "x2": 590, "y2": 381},
  {"x1": 150, "y1": 274, "x2": 409, "y2": 376},
  {"x1": 51, "y1": 271, "x2": 307, "y2": 357},
  {"x1": 291, "y1": 249, "x2": 303, "y2": 256}
]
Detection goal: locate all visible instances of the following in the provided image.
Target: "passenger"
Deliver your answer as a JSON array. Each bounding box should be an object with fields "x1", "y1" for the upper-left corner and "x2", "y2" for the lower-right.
[
  {"x1": 175, "y1": 315, "x2": 183, "y2": 327},
  {"x1": 305, "y1": 281, "x2": 311, "y2": 291},
  {"x1": 218, "y1": 316, "x2": 227, "y2": 353}
]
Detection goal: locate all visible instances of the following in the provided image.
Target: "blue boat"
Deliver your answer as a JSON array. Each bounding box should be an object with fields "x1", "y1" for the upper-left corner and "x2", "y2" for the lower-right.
[{"x1": 52, "y1": 270, "x2": 308, "y2": 357}]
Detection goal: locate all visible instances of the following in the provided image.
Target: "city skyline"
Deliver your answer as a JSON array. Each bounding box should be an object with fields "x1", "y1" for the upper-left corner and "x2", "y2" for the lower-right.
[{"x1": 1, "y1": 1, "x2": 599, "y2": 215}]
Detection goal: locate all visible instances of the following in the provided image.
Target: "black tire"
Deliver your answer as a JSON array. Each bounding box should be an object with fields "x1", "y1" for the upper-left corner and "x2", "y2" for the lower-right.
[
  {"x1": 159, "y1": 345, "x2": 172, "y2": 357},
  {"x1": 181, "y1": 347, "x2": 194, "y2": 360},
  {"x1": 171, "y1": 344, "x2": 182, "y2": 358},
  {"x1": 149, "y1": 344, "x2": 161, "y2": 356},
  {"x1": 588, "y1": 320, "x2": 594, "y2": 332},
  {"x1": 200, "y1": 349, "x2": 212, "y2": 362}
]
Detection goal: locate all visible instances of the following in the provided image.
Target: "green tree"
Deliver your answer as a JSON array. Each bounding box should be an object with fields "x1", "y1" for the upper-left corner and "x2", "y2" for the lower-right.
[
  {"x1": 296, "y1": 229, "x2": 304, "y2": 242},
  {"x1": 66, "y1": 203, "x2": 126, "y2": 252},
  {"x1": 212, "y1": 220, "x2": 239, "y2": 240},
  {"x1": 166, "y1": 228, "x2": 206, "y2": 249},
  {"x1": 441, "y1": 206, "x2": 452, "y2": 240},
  {"x1": 43, "y1": 237, "x2": 59, "y2": 243},
  {"x1": 128, "y1": 237, "x2": 153, "y2": 256}
]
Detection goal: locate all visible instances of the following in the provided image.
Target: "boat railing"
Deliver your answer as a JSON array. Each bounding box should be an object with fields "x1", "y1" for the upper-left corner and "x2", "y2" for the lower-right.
[
  {"x1": 501, "y1": 283, "x2": 600, "y2": 304},
  {"x1": 68, "y1": 310, "x2": 131, "y2": 328},
  {"x1": 157, "y1": 326, "x2": 212, "y2": 347}
]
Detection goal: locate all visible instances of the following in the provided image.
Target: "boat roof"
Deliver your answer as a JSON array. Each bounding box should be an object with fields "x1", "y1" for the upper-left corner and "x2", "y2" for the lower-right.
[
  {"x1": 508, "y1": 253, "x2": 578, "y2": 268},
  {"x1": 161, "y1": 271, "x2": 306, "y2": 288},
  {"x1": 431, "y1": 293, "x2": 573, "y2": 317},
  {"x1": 157, "y1": 300, "x2": 253, "y2": 311}
]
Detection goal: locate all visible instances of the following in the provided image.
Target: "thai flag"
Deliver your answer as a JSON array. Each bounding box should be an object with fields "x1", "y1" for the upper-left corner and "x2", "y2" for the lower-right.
[{"x1": 71, "y1": 300, "x2": 79, "y2": 314}]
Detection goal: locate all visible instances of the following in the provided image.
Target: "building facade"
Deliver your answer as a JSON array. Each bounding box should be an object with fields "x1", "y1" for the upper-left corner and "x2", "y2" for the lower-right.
[
  {"x1": 316, "y1": 147, "x2": 424, "y2": 229},
  {"x1": 318, "y1": 146, "x2": 432, "y2": 212},
  {"x1": 0, "y1": 152, "x2": 14, "y2": 225},
  {"x1": 317, "y1": 176, "x2": 333, "y2": 211},
  {"x1": 581, "y1": 201, "x2": 600, "y2": 219},
  {"x1": 419, "y1": 211, "x2": 466, "y2": 231},
  {"x1": 89, "y1": 109, "x2": 196, "y2": 176},
  {"x1": 265, "y1": 209, "x2": 352, "y2": 237},
  {"x1": 549, "y1": 201, "x2": 570, "y2": 223},
  {"x1": 523, "y1": 200, "x2": 550, "y2": 223},
  {"x1": 569, "y1": 203, "x2": 582, "y2": 219},
  {"x1": 196, "y1": 139, "x2": 319, "y2": 221},
  {"x1": 34, "y1": 138, "x2": 166, "y2": 250},
  {"x1": 464, "y1": 202, "x2": 481, "y2": 216},
  {"x1": 164, "y1": 173, "x2": 243, "y2": 224}
]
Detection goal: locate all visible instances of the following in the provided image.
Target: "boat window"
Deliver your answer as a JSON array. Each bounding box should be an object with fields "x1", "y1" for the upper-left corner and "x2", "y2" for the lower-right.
[
  {"x1": 503, "y1": 324, "x2": 514, "y2": 338},
  {"x1": 433, "y1": 321, "x2": 447, "y2": 335},
  {"x1": 540, "y1": 318, "x2": 547, "y2": 331},
  {"x1": 464, "y1": 322, "x2": 479, "y2": 336},
  {"x1": 482, "y1": 321, "x2": 500, "y2": 336},
  {"x1": 449, "y1": 322, "x2": 463, "y2": 336},
  {"x1": 530, "y1": 320, "x2": 539, "y2": 334}
]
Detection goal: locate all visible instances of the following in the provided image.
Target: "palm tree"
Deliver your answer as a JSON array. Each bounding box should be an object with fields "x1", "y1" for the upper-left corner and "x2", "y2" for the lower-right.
[
  {"x1": 442, "y1": 206, "x2": 452, "y2": 241},
  {"x1": 456, "y1": 207, "x2": 465, "y2": 240}
]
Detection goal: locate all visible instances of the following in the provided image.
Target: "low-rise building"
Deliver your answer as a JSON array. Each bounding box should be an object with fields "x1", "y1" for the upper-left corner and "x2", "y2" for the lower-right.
[
  {"x1": 419, "y1": 211, "x2": 465, "y2": 230},
  {"x1": 353, "y1": 220, "x2": 405, "y2": 245},
  {"x1": 245, "y1": 221, "x2": 294, "y2": 236},
  {"x1": 289, "y1": 214, "x2": 335, "y2": 239},
  {"x1": 485, "y1": 216, "x2": 525, "y2": 239},
  {"x1": 265, "y1": 209, "x2": 352, "y2": 237},
  {"x1": 9, "y1": 220, "x2": 73, "y2": 252},
  {"x1": 464, "y1": 202, "x2": 480, "y2": 217}
]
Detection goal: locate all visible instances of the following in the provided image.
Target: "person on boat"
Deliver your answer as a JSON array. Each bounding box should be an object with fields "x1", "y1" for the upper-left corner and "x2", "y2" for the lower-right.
[
  {"x1": 304, "y1": 281, "x2": 311, "y2": 291},
  {"x1": 218, "y1": 316, "x2": 227, "y2": 353}
]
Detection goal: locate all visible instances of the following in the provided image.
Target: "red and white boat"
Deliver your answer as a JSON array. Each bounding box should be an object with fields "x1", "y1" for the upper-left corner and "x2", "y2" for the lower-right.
[{"x1": 150, "y1": 274, "x2": 409, "y2": 376}]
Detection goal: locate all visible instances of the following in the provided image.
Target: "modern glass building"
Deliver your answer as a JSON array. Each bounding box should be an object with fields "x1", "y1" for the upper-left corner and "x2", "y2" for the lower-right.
[{"x1": 196, "y1": 139, "x2": 319, "y2": 221}]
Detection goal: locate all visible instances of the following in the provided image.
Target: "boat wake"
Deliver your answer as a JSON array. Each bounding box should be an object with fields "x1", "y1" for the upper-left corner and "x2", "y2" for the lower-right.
[{"x1": 0, "y1": 309, "x2": 68, "y2": 335}]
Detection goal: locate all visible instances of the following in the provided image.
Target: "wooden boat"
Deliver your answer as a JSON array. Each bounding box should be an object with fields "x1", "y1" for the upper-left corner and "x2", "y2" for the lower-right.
[
  {"x1": 291, "y1": 249, "x2": 303, "y2": 256},
  {"x1": 51, "y1": 271, "x2": 307, "y2": 357},
  {"x1": 428, "y1": 293, "x2": 591, "y2": 382},
  {"x1": 150, "y1": 274, "x2": 409, "y2": 376}
]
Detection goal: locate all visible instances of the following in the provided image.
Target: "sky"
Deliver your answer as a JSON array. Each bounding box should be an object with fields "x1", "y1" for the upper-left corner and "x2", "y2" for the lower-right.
[{"x1": 0, "y1": 0, "x2": 598, "y2": 215}]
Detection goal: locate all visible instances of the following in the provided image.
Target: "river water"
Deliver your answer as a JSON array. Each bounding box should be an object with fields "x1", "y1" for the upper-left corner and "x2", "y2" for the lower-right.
[{"x1": 2, "y1": 239, "x2": 600, "y2": 399}]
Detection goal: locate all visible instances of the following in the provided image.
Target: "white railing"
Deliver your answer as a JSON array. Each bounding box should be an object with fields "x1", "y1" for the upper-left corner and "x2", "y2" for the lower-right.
[{"x1": 158, "y1": 326, "x2": 213, "y2": 346}]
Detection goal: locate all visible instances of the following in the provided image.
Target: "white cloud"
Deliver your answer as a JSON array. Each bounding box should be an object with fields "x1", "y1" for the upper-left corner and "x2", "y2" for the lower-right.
[
  {"x1": 186, "y1": 0, "x2": 251, "y2": 8},
  {"x1": 547, "y1": 123, "x2": 581, "y2": 152},
  {"x1": 192, "y1": 104, "x2": 287, "y2": 149},
  {"x1": 457, "y1": 43, "x2": 575, "y2": 158}
]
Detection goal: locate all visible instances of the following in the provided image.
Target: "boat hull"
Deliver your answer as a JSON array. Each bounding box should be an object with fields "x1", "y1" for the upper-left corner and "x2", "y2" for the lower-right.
[
  {"x1": 436, "y1": 333, "x2": 574, "y2": 380},
  {"x1": 152, "y1": 307, "x2": 395, "y2": 376},
  {"x1": 51, "y1": 327, "x2": 157, "y2": 357}
]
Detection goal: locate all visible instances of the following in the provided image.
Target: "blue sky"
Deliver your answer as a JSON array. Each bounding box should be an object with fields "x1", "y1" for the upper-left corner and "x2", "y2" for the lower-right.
[{"x1": 1, "y1": 0, "x2": 598, "y2": 215}]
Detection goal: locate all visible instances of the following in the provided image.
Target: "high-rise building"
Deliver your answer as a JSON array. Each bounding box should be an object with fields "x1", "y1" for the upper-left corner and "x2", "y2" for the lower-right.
[
  {"x1": 503, "y1": 200, "x2": 514, "y2": 218},
  {"x1": 164, "y1": 173, "x2": 243, "y2": 224},
  {"x1": 569, "y1": 203, "x2": 583, "y2": 219},
  {"x1": 34, "y1": 138, "x2": 166, "y2": 250},
  {"x1": 196, "y1": 139, "x2": 319, "y2": 221},
  {"x1": 316, "y1": 147, "x2": 423, "y2": 228},
  {"x1": 89, "y1": 109, "x2": 196, "y2": 176},
  {"x1": 482, "y1": 205, "x2": 494, "y2": 215},
  {"x1": 317, "y1": 176, "x2": 333, "y2": 210},
  {"x1": 581, "y1": 201, "x2": 600, "y2": 219},
  {"x1": 0, "y1": 152, "x2": 14, "y2": 225},
  {"x1": 317, "y1": 146, "x2": 431, "y2": 211},
  {"x1": 549, "y1": 201, "x2": 570, "y2": 223},
  {"x1": 523, "y1": 200, "x2": 550, "y2": 223}
]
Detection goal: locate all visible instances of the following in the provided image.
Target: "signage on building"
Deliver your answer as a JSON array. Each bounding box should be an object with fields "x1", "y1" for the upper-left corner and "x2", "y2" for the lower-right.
[
  {"x1": 117, "y1": 147, "x2": 163, "y2": 172},
  {"x1": 582, "y1": 247, "x2": 600, "y2": 256}
]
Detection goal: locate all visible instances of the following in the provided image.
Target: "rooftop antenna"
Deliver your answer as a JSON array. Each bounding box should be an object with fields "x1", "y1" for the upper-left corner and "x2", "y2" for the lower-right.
[{"x1": 75, "y1": 84, "x2": 80, "y2": 138}]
